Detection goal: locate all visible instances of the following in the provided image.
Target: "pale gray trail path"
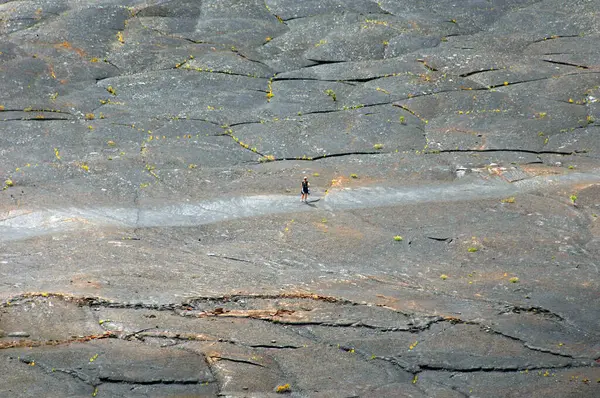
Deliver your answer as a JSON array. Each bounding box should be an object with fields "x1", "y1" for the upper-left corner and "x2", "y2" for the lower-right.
[{"x1": 1, "y1": 171, "x2": 598, "y2": 242}]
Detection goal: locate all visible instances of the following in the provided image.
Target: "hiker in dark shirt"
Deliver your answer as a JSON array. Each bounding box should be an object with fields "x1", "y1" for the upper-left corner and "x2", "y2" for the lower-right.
[{"x1": 301, "y1": 176, "x2": 310, "y2": 202}]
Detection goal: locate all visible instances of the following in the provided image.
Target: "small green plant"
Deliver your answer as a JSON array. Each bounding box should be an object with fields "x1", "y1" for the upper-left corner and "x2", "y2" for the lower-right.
[
  {"x1": 509, "y1": 277, "x2": 519, "y2": 283},
  {"x1": 393, "y1": 235, "x2": 403, "y2": 241},
  {"x1": 373, "y1": 143, "x2": 384, "y2": 150},
  {"x1": 501, "y1": 197, "x2": 515, "y2": 203},
  {"x1": 570, "y1": 194, "x2": 577, "y2": 204},
  {"x1": 399, "y1": 115, "x2": 406, "y2": 124},
  {"x1": 440, "y1": 274, "x2": 448, "y2": 280},
  {"x1": 312, "y1": 172, "x2": 320, "y2": 177},
  {"x1": 467, "y1": 247, "x2": 478, "y2": 253},
  {"x1": 266, "y1": 79, "x2": 274, "y2": 102},
  {"x1": 107, "y1": 86, "x2": 116, "y2": 95},
  {"x1": 275, "y1": 384, "x2": 291, "y2": 393},
  {"x1": 324, "y1": 89, "x2": 336, "y2": 101},
  {"x1": 350, "y1": 173, "x2": 358, "y2": 178},
  {"x1": 258, "y1": 155, "x2": 276, "y2": 163}
]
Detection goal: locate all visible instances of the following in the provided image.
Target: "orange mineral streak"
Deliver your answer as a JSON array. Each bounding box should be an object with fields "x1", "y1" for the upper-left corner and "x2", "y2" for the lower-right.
[
  {"x1": 56, "y1": 41, "x2": 86, "y2": 57},
  {"x1": 0, "y1": 332, "x2": 113, "y2": 350},
  {"x1": 47, "y1": 63, "x2": 56, "y2": 79}
]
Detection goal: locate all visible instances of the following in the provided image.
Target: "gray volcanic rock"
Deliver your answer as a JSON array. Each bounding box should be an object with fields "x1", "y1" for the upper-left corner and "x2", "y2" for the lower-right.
[{"x1": 1, "y1": 0, "x2": 600, "y2": 397}]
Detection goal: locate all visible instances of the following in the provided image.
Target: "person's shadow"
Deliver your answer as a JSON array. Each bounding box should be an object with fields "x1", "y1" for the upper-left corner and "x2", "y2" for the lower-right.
[{"x1": 305, "y1": 198, "x2": 320, "y2": 206}]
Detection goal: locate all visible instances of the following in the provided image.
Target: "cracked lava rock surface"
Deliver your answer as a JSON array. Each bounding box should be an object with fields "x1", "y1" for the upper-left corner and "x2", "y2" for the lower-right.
[{"x1": 1, "y1": 0, "x2": 600, "y2": 397}]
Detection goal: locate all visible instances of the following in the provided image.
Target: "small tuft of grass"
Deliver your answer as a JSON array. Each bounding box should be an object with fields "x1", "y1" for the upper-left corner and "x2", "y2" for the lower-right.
[
  {"x1": 501, "y1": 197, "x2": 515, "y2": 203},
  {"x1": 570, "y1": 194, "x2": 577, "y2": 204},
  {"x1": 393, "y1": 235, "x2": 403, "y2": 241},
  {"x1": 350, "y1": 173, "x2": 358, "y2": 179},
  {"x1": 324, "y1": 89, "x2": 337, "y2": 101},
  {"x1": 373, "y1": 143, "x2": 384, "y2": 150},
  {"x1": 467, "y1": 247, "x2": 478, "y2": 253},
  {"x1": 258, "y1": 155, "x2": 276, "y2": 163},
  {"x1": 312, "y1": 172, "x2": 320, "y2": 177},
  {"x1": 275, "y1": 384, "x2": 291, "y2": 393},
  {"x1": 440, "y1": 274, "x2": 448, "y2": 280},
  {"x1": 509, "y1": 277, "x2": 519, "y2": 283}
]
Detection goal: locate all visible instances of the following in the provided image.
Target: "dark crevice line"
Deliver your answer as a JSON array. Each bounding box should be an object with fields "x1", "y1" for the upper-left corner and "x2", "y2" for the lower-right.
[
  {"x1": 485, "y1": 77, "x2": 550, "y2": 89},
  {"x1": 273, "y1": 75, "x2": 387, "y2": 83},
  {"x1": 210, "y1": 356, "x2": 266, "y2": 368},
  {"x1": 0, "y1": 108, "x2": 73, "y2": 115},
  {"x1": 231, "y1": 48, "x2": 273, "y2": 69},
  {"x1": 265, "y1": 151, "x2": 384, "y2": 163},
  {"x1": 207, "y1": 254, "x2": 253, "y2": 264},
  {"x1": 501, "y1": 304, "x2": 564, "y2": 321},
  {"x1": 0, "y1": 118, "x2": 71, "y2": 122},
  {"x1": 347, "y1": 76, "x2": 388, "y2": 83},
  {"x1": 542, "y1": 59, "x2": 589, "y2": 69},
  {"x1": 280, "y1": 15, "x2": 312, "y2": 23},
  {"x1": 425, "y1": 148, "x2": 580, "y2": 156},
  {"x1": 484, "y1": 327, "x2": 578, "y2": 360},
  {"x1": 417, "y1": 59, "x2": 438, "y2": 72},
  {"x1": 531, "y1": 34, "x2": 580, "y2": 44},
  {"x1": 272, "y1": 76, "x2": 347, "y2": 83},
  {"x1": 169, "y1": 117, "x2": 222, "y2": 126},
  {"x1": 417, "y1": 362, "x2": 585, "y2": 373},
  {"x1": 228, "y1": 120, "x2": 264, "y2": 128},
  {"x1": 98, "y1": 377, "x2": 213, "y2": 385},
  {"x1": 486, "y1": 71, "x2": 600, "y2": 89},
  {"x1": 19, "y1": 357, "x2": 96, "y2": 386},
  {"x1": 306, "y1": 59, "x2": 347, "y2": 65},
  {"x1": 101, "y1": 58, "x2": 121, "y2": 73},
  {"x1": 178, "y1": 65, "x2": 269, "y2": 80},
  {"x1": 202, "y1": 353, "x2": 221, "y2": 395},
  {"x1": 249, "y1": 344, "x2": 300, "y2": 349},
  {"x1": 543, "y1": 97, "x2": 587, "y2": 106},
  {"x1": 459, "y1": 68, "x2": 499, "y2": 78}
]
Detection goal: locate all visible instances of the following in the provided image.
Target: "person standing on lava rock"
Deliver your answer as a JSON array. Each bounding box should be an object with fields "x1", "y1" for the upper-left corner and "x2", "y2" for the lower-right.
[{"x1": 301, "y1": 176, "x2": 310, "y2": 202}]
